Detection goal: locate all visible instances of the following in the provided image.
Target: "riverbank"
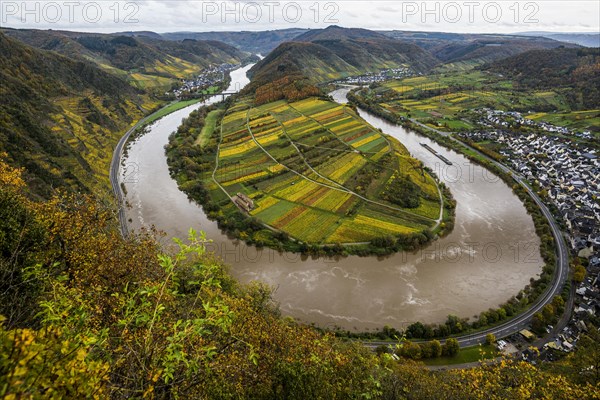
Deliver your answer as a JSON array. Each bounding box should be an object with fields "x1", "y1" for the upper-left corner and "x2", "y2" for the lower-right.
[
  {"x1": 166, "y1": 94, "x2": 456, "y2": 257},
  {"x1": 343, "y1": 87, "x2": 569, "y2": 341},
  {"x1": 119, "y1": 70, "x2": 544, "y2": 332}
]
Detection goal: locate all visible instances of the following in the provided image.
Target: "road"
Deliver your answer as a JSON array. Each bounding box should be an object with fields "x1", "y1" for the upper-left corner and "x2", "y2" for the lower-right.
[
  {"x1": 112, "y1": 91, "x2": 570, "y2": 354},
  {"x1": 109, "y1": 108, "x2": 170, "y2": 238},
  {"x1": 362, "y1": 115, "x2": 570, "y2": 350}
]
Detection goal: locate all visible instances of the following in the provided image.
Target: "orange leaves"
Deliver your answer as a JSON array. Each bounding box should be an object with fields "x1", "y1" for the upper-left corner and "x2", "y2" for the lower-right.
[{"x1": 254, "y1": 75, "x2": 320, "y2": 106}]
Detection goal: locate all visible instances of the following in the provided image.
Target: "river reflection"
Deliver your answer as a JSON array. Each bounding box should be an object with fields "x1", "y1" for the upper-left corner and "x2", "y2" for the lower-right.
[{"x1": 121, "y1": 70, "x2": 542, "y2": 331}]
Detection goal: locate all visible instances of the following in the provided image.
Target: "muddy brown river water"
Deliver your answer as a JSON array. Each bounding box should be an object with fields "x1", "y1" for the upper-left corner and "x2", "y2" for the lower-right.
[{"x1": 120, "y1": 66, "x2": 542, "y2": 332}]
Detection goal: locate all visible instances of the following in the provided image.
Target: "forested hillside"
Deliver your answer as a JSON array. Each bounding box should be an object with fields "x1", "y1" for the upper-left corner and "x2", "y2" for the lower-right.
[
  {"x1": 381, "y1": 31, "x2": 578, "y2": 66},
  {"x1": 482, "y1": 47, "x2": 600, "y2": 109},
  {"x1": 247, "y1": 26, "x2": 438, "y2": 87},
  {"x1": 0, "y1": 29, "x2": 249, "y2": 198},
  {"x1": 0, "y1": 32, "x2": 157, "y2": 198},
  {"x1": 1, "y1": 28, "x2": 246, "y2": 91},
  {"x1": 1, "y1": 158, "x2": 599, "y2": 398}
]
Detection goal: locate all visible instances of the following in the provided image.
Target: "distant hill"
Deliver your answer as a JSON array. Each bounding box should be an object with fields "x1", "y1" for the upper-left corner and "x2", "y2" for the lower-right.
[
  {"x1": 380, "y1": 30, "x2": 469, "y2": 49},
  {"x1": 113, "y1": 30, "x2": 165, "y2": 40},
  {"x1": 433, "y1": 36, "x2": 578, "y2": 64},
  {"x1": 0, "y1": 33, "x2": 156, "y2": 197},
  {"x1": 294, "y1": 25, "x2": 389, "y2": 41},
  {"x1": 381, "y1": 31, "x2": 578, "y2": 65},
  {"x1": 482, "y1": 47, "x2": 600, "y2": 109},
  {"x1": 157, "y1": 27, "x2": 582, "y2": 67},
  {"x1": 162, "y1": 28, "x2": 307, "y2": 54},
  {"x1": 1, "y1": 28, "x2": 246, "y2": 91},
  {"x1": 248, "y1": 26, "x2": 438, "y2": 87},
  {"x1": 517, "y1": 32, "x2": 600, "y2": 48}
]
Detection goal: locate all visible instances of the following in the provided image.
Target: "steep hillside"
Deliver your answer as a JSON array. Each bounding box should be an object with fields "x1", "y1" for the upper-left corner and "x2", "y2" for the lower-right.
[
  {"x1": 162, "y1": 28, "x2": 307, "y2": 54},
  {"x1": 433, "y1": 36, "x2": 577, "y2": 64},
  {"x1": 0, "y1": 33, "x2": 158, "y2": 198},
  {"x1": 313, "y1": 37, "x2": 438, "y2": 72},
  {"x1": 1, "y1": 158, "x2": 598, "y2": 398},
  {"x1": 482, "y1": 47, "x2": 600, "y2": 109},
  {"x1": 1, "y1": 28, "x2": 246, "y2": 91},
  {"x1": 248, "y1": 27, "x2": 438, "y2": 87},
  {"x1": 248, "y1": 41, "x2": 360, "y2": 84}
]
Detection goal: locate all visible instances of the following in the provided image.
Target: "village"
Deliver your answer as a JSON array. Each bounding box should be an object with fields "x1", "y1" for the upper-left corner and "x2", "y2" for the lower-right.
[
  {"x1": 168, "y1": 62, "x2": 239, "y2": 98},
  {"x1": 458, "y1": 109, "x2": 600, "y2": 362},
  {"x1": 475, "y1": 108, "x2": 594, "y2": 140},
  {"x1": 332, "y1": 67, "x2": 415, "y2": 85}
]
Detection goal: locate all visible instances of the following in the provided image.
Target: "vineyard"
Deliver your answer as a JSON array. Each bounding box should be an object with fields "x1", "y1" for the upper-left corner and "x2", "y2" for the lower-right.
[{"x1": 204, "y1": 96, "x2": 444, "y2": 245}]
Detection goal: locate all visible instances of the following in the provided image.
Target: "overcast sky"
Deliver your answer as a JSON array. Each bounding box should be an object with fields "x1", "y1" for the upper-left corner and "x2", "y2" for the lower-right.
[{"x1": 2, "y1": 1, "x2": 599, "y2": 34}]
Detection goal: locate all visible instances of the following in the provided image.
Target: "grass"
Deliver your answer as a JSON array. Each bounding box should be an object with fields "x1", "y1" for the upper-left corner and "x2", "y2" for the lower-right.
[
  {"x1": 365, "y1": 69, "x2": 596, "y2": 135},
  {"x1": 525, "y1": 109, "x2": 600, "y2": 136},
  {"x1": 196, "y1": 109, "x2": 223, "y2": 146},
  {"x1": 199, "y1": 85, "x2": 221, "y2": 95},
  {"x1": 423, "y1": 344, "x2": 499, "y2": 366},
  {"x1": 145, "y1": 99, "x2": 204, "y2": 126}
]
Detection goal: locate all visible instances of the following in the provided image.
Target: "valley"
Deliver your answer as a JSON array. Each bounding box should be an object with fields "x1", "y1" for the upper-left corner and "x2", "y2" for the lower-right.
[
  {"x1": 121, "y1": 69, "x2": 542, "y2": 331},
  {"x1": 1, "y1": 19, "x2": 599, "y2": 398}
]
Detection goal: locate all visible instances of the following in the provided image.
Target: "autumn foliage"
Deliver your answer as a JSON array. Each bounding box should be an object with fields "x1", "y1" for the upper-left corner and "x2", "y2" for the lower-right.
[
  {"x1": 254, "y1": 74, "x2": 321, "y2": 105},
  {"x1": 1, "y1": 156, "x2": 599, "y2": 399}
]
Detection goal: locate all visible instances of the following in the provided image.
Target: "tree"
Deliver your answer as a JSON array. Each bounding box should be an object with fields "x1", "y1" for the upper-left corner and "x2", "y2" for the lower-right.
[
  {"x1": 429, "y1": 340, "x2": 442, "y2": 358},
  {"x1": 552, "y1": 295, "x2": 565, "y2": 314},
  {"x1": 406, "y1": 321, "x2": 426, "y2": 339},
  {"x1": 401, "y1": 341, "x2": 422, "y2": 360},
  {"x1": 567, "y1": 329, "x2": 600, "y2": 386},
  {"x1": 419, "y1": 342, "x2": 432, "y2": 358},
  {"x1": 531, "y1": 312, "x2": 546, "y2": 334},
  {"x1": 497, "y1": 307, "x2": 507, "y2": 321},
  {"x1": 478, "y1": 312, "x2": 488, "y2": 327},
  {"x1": 436, "y1": 324, "x2": 450, "y2": 337},
  {"x1": 542, "y1": 303, "x2": 556, "y2": 324},
  {"x1": 443, "y1": 338, "x2": 460, "y2": 356},
  {"x1": 573, "y1": 264, "x2": 586, "y2": 283},
  {"x1": 486, "y1": 333, "x2": 496, "y2": 346},
  {"x1": 445, "y1": 315, "x2": 463, "y2": 334},
  {"x1": 375, "y1": 345, "x2": 390, "y2": 356},
  {"x1": 0, "y1": 324, "x2": 110, "y2": 398},
  {"x1": 0, "y1": 166, "x2": 47, "y2": 328},
  {"x1": 451, "y1": 358, "x2": 599, "y2": 400}
]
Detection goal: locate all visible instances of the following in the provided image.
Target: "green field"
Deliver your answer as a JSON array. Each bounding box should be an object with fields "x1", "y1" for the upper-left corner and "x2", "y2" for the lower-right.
[
  {"x1": 208, "y1": 96, "x2": 443, "y2": 245},
  {"x1": 526, "y1": 109, "x2": 600, "y2": 136},
  {"x1": 423, "y1": 344, "x2": 499, "y2": 366},
  {"x1": 361, "y1": 70, "x2": 596, "y2": 135},
  {"x1": 145, "y1": 99, "x2": 204, "y2": 126},
  {"x1": 196, "y1": 109, "x2": 224, "y2": 146}
]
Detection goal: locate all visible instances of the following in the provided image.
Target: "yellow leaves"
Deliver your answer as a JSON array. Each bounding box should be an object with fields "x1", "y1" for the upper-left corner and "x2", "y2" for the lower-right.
[
  {"x1": 1, "y1": 325, "x2": 110, "y2": 399},
  {"x1": 143, "y1": 385, "x2": 155, "y2": 398},
  {"x1": 0, "y1": 155, "x2": 25, "y2": 189},
  {"x1": 448, "y1": 357, "x2": 599, "y2": 400}
]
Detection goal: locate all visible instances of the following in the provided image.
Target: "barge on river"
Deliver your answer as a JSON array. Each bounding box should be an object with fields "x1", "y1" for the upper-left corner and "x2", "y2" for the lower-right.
[{"x1": 420, "y1": 143, "x2": 452, "y2": 165}]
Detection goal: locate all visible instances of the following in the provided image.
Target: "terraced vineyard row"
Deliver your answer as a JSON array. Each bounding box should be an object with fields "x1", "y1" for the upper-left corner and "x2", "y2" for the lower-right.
[{"x1": 209, "y1": 96, "x2": 444, "y2": 244}]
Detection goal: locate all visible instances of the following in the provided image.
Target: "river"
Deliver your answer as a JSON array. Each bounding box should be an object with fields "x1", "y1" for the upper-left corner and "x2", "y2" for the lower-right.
[{"x1": 121, "y1": 67, "x2": 543, "y2": 332}]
